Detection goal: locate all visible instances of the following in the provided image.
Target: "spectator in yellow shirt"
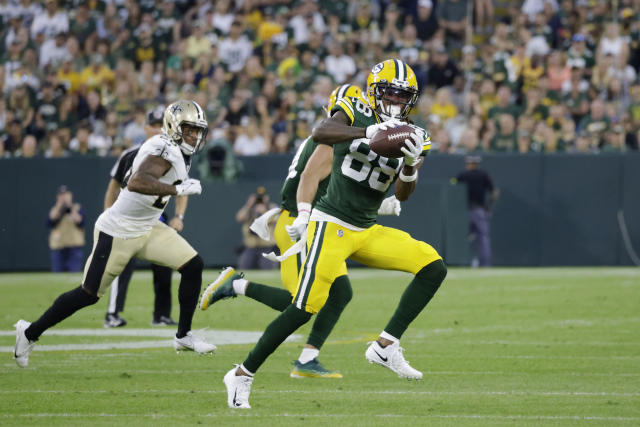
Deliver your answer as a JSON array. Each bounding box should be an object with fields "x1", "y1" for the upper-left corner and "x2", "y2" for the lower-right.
[
  {"x1": 186, "y1": 21, "x2": 212, "y2": 60},
  {"x1": 430, "y1": 87, "x2": 458, "y2": 123},
  {"x1": 80, "y1": 53, "x2": 115, "y2": 92},
  {"x1": 57, "y1": 56, "x2": 82, "y2": 93}
]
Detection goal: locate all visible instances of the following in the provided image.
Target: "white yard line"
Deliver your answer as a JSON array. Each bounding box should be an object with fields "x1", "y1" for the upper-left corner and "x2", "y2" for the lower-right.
[
  {"x1": 1, "y1": 412, "x2": 639, "y2": 422},
  {"x1": 427, "y1": 340, "x2": 640, "y2": 346},
  {"x1": 1, "y1": 389, "x2": 638, "y2": 397},
  {"x1": 5, "y1": 368, "x2": 638, "y2": 378},
  {"x1": 0, "y1": 329, "x2": 301, "y2": 352}
]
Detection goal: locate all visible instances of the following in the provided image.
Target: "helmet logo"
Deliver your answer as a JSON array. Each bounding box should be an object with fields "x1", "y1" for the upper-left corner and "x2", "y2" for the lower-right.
[
  {"x1": 372, "y1": 62, "x2": 384, "y2": 73},
  {"x1": 171, "y1": 104, "x2": 183, "y2": 114}
]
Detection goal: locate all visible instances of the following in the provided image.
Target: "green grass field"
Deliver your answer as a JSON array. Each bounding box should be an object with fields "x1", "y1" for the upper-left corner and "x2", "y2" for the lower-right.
[{"x1": 0, "y1": 268, "x2": 639, "y2": 426}]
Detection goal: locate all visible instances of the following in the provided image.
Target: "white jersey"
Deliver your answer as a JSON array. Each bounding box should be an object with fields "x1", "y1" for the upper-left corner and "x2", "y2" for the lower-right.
[{"x1": 96, "y1": 134, "x2": 190, "y2": 239}]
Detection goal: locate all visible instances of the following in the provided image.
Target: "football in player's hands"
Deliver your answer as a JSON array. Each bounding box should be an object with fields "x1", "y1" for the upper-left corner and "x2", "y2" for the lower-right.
[{"x1": 369, "y1": 124, "x2": 417, "y2": 158}]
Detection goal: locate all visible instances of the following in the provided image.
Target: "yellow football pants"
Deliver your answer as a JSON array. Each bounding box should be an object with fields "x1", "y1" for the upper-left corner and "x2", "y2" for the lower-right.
[
  {"x1": 274, "y1": 210, "x2": 307, "y2": 295},
  {"x1": 293, "y1": 220, "x2": 442, "y2": 313}
]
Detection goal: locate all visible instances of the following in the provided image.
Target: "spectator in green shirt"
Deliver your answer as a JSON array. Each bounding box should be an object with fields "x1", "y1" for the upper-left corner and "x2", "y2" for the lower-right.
[
  {"x1": 489, "y1": 114, "x2": 518, "y2": 152},
  {"x1": 578, "y1": 98, "x2": 610, "y2": 149}
]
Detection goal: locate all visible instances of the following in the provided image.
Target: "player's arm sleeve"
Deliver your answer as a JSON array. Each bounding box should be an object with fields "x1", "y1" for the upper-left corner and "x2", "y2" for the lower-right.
[{"x1": 330, "y1": 97, "x2": 356, "y2": 126}]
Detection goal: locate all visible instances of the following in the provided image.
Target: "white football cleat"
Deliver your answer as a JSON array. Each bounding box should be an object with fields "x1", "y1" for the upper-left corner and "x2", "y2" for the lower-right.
[
  {"x1": 365, "y1": 340, "x2": 423, "y2": 380},
  {"x1": 173, "y1": 331, "x2": 216, "y2": 354},
  {"x1": 223, "y1": 365, "x2": 253, "y2": 409},
  {"x1": 14, "y1": 320, "x2": 35, "y2": 368}
]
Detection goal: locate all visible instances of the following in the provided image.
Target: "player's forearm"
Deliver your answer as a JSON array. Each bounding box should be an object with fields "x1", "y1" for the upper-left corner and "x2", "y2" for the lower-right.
[
  {"x1": 312, "y1": 119, "x2": 365, "y2": 144},
  {"x1": 297, "y1": 174, "x2": 320, "y2": 205},
  {"x1": 104, "y1": 180, "x2": 121, "y2": 210},
  {"x1": 395, "y1": 165, "x2": 418, "y2": 201},
  {"x1": 175, "y1": 195, "x2": 188, "y2": 217},
  {"x1": 128, "y1": 172, "x2": 177, "y2": 196}
]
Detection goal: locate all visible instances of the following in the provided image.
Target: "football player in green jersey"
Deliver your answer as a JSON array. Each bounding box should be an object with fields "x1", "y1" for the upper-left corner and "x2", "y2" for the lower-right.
[
  {"x1": 222, "y1": 60, "x2": 446, "y2": 409},
  {"x1": 201, "y1": 85, "x2": 401, "y2": 380}
]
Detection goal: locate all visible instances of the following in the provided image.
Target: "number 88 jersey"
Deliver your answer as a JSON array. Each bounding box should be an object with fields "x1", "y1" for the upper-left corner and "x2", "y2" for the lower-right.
[{"x1": 313, "y1": 96, "x2": 402, "y2": 230}]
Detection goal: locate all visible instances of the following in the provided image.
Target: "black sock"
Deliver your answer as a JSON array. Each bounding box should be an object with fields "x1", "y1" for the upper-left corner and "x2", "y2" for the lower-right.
[
  {"x1": 384, "y1": 259, "x2": 447, "y2": 339},
  {"x1": 307, "y1": 275, "x2": 352, "y2": 349},
  {"x1": 176, "y1": 255, "x2": 203, "y2": 338},
  {"x1": 245, "y1": 282, "x2": 292, "y2": 312},
  {"x1": 243, "y1": 304, "x2": 312, "y2": 373},
  {"x1": 25, "y1": 286, "x2": 99, "y2": 341}
]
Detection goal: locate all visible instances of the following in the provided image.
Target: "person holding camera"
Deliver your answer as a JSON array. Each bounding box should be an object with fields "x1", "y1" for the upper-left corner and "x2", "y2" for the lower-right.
[
  {"x1": 47, "y1": 185, "x2": 85, "y2": 272},
  {"x1": 236, "y1": 187, "x2": 277, "y2": 270}
]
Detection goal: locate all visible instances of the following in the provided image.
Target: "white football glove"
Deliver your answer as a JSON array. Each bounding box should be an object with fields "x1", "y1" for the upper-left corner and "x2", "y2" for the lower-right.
[
  {"x1": 401, "y1": 132, "x2": 423, "y2": 167},
  {"x1": 285, "y1": 202, "x2": 311, "y2": 240},
  {"x1": 378, "y1": 195, "x2": 401, "y2": 216},
  {"x1": 175, "y1": 179, "x2": 202, "y2": 196},
  {"x1": 365, "y1": 118, "x2": 403, "y2": 139}
]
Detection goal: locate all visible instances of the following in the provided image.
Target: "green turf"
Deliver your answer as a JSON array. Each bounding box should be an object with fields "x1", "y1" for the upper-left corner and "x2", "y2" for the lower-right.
[{"x1": 0, "y1": 268, "x2": 639, "y2": 426}]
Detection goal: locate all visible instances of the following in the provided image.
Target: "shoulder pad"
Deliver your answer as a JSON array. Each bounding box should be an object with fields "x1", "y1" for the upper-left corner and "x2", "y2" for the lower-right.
[
  {"x1": 331, "y1": 96, "x2": 355, "y2": 125},
  {"x1": 141, "y1": 134, "x2": 172, "y2": 155}
]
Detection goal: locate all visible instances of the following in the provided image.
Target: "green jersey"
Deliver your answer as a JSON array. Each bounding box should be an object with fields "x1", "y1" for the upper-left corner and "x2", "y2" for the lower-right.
[
  {"x1": 280, "y1": 136, "x2": 329, "y2": 217},
  {"x1": 314, "y1": 96, "x2": 403, "y2": 229}
]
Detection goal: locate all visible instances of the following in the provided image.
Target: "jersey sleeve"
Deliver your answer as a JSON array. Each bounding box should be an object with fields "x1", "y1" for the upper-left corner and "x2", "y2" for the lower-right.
[
  {"x1": 330, "y1": 96, "x2": 356, "y2": 126},
  {"x1": 138, "y1": 135, "x2": 182, "y2": 166},
  {"x1": 421, "y1": 132, "x2": 432, "y2": 156},
  {"x1": 407, "y1": 123, "x2": 431, "y2": 156}
]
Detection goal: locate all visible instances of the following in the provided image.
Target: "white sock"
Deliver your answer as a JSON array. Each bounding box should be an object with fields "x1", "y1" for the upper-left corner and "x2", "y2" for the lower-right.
[
  {"x1": 239, "y1": 364, "x2": 254, "y2": 377},
  {"x1": 233, "y1": 279, "x2": 248, "y2": 295},
  {"x1": 298, "y1": 347, "x2": 319, "y2": 364},
  {"x1": 379, "y1": 331, "x2": 399, "y2": 346}
]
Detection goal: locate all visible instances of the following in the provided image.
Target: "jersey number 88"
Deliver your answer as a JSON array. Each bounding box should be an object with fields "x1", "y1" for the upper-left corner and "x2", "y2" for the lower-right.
[{"x1": 341, "y1": 139, "x2": 401, "y2": 192}]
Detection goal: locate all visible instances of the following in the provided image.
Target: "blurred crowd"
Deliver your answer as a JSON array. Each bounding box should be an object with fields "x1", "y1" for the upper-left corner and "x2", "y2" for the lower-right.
[{"x1": 1, "y1": 0, "x2": 639, "y2": 162}]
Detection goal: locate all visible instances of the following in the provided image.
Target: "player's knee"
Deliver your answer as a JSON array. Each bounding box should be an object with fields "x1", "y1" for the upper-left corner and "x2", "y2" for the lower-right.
[
  {"x1": 75, "y1": 286, "x2": 99, "y2": 306},
  {"x1": 179, "y1": 254, "x2": 204, "y2": 278},
  {"x1": 417, "y1": 259, "x2": 447, "y2": 286},
  {"x1": 285, "y1": 304, "x2": 313, "y2": 324},
  {"x1": 331, "y1": 275, "x2": 353, "y2": 307}
]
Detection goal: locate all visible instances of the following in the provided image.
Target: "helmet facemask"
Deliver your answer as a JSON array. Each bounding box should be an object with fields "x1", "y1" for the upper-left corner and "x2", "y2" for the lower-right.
[
  {"x1": 372, "y1": 82, "x2": 419, "y2": 120},
  {"x1": 175, "y1": 122, "x2": 208, "y2": 156}
]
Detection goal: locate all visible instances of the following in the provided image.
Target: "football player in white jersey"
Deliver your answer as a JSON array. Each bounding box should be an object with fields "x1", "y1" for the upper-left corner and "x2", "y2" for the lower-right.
[{"x1": 13, "y1": 100, "x2": 216, "y2": 368}]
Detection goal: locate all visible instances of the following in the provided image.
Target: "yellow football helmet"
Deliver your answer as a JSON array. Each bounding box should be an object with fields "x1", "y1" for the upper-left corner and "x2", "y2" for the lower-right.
[
  {"x1": 366, "y1": 59, "x2": 419, "y2": 120},
  {"x1": 327, "y1": 84, "x2": 363, "y2": 117},
  {"x1": 162, "y1": 99, "x2": 208, "y2": 155}
]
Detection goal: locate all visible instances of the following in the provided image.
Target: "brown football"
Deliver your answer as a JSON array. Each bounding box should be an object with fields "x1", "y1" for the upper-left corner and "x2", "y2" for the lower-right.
[{"x1": 369, "y1": 124, "x2": 415, "y2": 158}]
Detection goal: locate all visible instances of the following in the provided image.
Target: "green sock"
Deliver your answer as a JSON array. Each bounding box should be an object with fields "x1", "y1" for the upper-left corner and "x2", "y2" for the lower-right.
[
  {"x1": 245, "y1": 282, "x2": 292, "y2": 312},
  {"x1": 243, "y1": 304, "x2": 312, "y2": 373},
  {"x1": 307, "y1": 275, "x2": 352, "y2": 349},
  {"x1": 384, "y1": 259, "x2": 447, "y2": 339}
]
